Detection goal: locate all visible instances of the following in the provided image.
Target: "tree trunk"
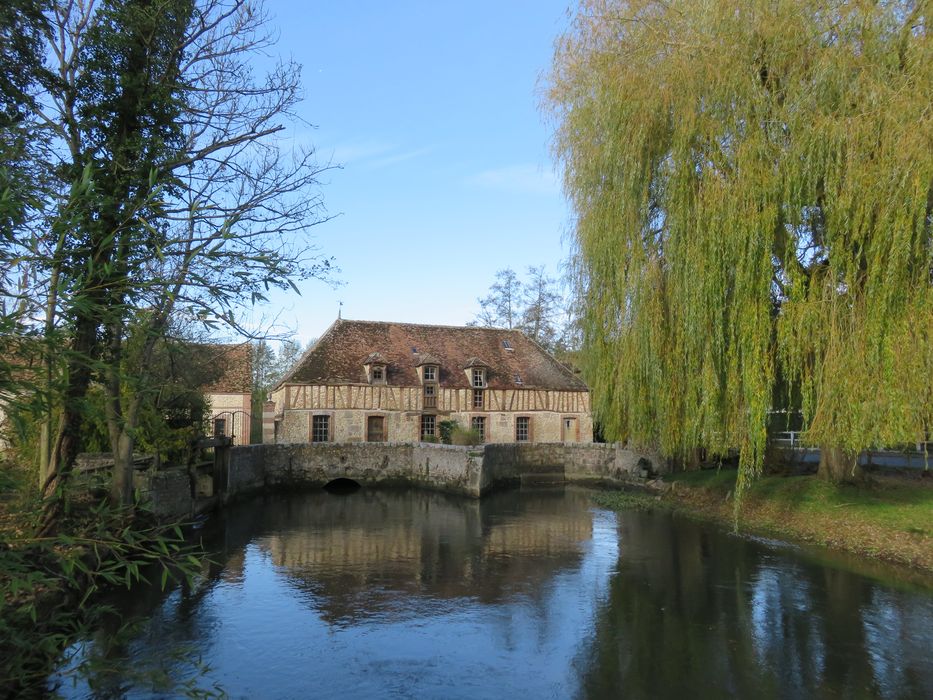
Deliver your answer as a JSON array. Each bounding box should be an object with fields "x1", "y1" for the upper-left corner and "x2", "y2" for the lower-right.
[
  {"x1": 675, "y1": 447, "x2": 704, "y2": 471},
  {"x1": 110, "y1": 430, "x2": 135, "y2": 507},
  {"x1": 818, "y1": 446, "x2": 866, "y2": 484},
  {"x1": 41, "y1": 312, "x2": 99, "y2": 499}
]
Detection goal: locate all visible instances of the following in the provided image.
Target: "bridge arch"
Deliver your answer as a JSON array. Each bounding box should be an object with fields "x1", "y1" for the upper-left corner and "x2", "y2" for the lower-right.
[{"x1": 323, "y1": 477, "x2": 362, "y2": 493}]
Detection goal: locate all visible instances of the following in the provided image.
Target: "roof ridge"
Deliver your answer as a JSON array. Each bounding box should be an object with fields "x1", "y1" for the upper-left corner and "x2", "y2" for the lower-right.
[{"x1": 340, "y1": 318, "x2": 523, "y2": 333}]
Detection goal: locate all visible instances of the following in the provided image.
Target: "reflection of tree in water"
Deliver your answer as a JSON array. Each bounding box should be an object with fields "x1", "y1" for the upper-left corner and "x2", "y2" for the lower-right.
[
  {"x1": 254, "y1": 488, "x2": 594, "y2": 625},
  {"x1": 579, "y1": 511, "x2": 933, "y2": 699}
]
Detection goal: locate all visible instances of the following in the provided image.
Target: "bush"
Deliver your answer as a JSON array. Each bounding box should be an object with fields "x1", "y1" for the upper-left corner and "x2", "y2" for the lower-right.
[
  {"x1": 0, "y1": 489, "x2": 208, "y2": 696},
  {"x1": 450, "y1": 426, "x2": 481, "y2": 446},
  {"x1": 438, "y1": 420, "x2": 458, "y2": 445}
]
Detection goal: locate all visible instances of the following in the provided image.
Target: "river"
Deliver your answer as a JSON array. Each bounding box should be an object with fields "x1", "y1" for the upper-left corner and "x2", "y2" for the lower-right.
[{"x1": 52, "y1": 486, "x2": 933, "y2": 698}]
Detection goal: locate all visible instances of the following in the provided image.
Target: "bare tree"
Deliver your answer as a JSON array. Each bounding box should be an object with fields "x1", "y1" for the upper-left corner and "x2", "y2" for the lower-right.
[
  {"x1": 519, "y1": 265, "x2": 562, "y2": 349},
  {"x1": 30, "y1": 0, "x2": 334, "y2": 515},
  {"x1": 472, "y1": 268, "x2": 523, "y2": 329},
  {"x1": 471, "y1": 266, "x2": 570, "y2": 351}
]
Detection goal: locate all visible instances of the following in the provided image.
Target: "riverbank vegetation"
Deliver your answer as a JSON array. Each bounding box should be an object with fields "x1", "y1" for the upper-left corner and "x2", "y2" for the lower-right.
[
  {"x1": 1, "y1": 0, "x2": 329, "y2": 693},
  {"x1": 0, "y1": 460, "x2": 206, "y2": 695},
  {"x1": 594, "y1": 470, "x2": 933, "y2": 574},
  {"x1": 548, "y1": 0, "x2": 933, "y2": 493}
]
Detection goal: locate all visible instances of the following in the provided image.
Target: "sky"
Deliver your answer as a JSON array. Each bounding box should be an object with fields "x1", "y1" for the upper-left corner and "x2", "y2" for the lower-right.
[{"x1": 249, "y1": 1, "x2": 576, "y2": 346}]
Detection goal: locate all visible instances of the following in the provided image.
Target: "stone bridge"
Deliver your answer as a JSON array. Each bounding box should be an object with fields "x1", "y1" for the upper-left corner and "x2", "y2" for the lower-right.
[
  {"x1": 134, "y1": 442, "x2": 666, "y2": 519},
  {"x1": 224, "y1": 441, "x2": 665, "y2": 500}
]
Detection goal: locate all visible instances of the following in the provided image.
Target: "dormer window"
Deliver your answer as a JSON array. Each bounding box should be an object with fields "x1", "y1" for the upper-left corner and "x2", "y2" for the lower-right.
[
  {"x1": 368, "y1": 364, "x2": 387, "y2": 384},
  {"x1": 423, "y1": 365, "x2": 437, "y2": 382},
  {"x1": 362, "y1": 351, "x2": 388, "y2": 385},
  {"x1": 463, "y1": 357, "x2": 488, "y2": 388}
]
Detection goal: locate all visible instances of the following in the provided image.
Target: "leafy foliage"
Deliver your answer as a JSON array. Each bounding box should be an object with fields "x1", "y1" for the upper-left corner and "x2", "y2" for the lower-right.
[
  {"x1": 0, "y1": 0, "x2": 333, "y2": 504},
  {"x1": 0, "y1": 487, "x2": 207, "y2": 695},
  {"x1": 548, "y1": 0, "x2": 933, "y2": 488},
  {"x1": 438, "y1": 420, "x2": 458, "y2": 445}
]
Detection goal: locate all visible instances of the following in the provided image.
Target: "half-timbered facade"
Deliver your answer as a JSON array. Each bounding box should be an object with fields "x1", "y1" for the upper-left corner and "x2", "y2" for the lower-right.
[{"x1": 269, "y1": 319, "x2": 592, "y2": 444}]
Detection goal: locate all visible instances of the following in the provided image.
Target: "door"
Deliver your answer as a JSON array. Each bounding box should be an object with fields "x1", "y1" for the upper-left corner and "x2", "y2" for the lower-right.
[
  {"x1": 367, "y1": 415, "x2": 386, "y2": 442},
  {"x1": 562, "y1": 416, "x2": 578, "y2": 443}
]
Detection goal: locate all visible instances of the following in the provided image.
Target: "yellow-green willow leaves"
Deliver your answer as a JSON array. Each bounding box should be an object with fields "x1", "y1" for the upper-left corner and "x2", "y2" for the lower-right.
[{"x1": 547, "y1": 0, "x2": 932, "y2": 487}]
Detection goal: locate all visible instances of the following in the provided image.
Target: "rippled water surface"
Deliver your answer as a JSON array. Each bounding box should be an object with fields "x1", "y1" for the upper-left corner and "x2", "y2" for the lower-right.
[{"x1": 55, "y1": 487, "x2": 933, "y2": 699}]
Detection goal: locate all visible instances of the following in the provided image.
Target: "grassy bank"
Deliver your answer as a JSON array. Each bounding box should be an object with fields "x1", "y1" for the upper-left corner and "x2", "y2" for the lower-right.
[{"x1": 593, "y1": 469, "x2": 933, "y2": 574}]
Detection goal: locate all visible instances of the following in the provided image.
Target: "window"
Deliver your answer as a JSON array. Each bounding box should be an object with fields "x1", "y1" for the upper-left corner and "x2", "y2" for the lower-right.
[
  {"x1": 312, "y1": 415, "x2": 330, "y2": 443},
  {"x1": 213, "y1": 417, "x2": 226, "y2": 437},
  {"x1": 423, "y1": 383, "x2": 437, "y2": 408},
  {"x1": 472, "y1": 388, "x2": 484, "y2": 409},
  {"x1": 502, "y1": 339, "x2": 513, "y2": 350},
  {"x1": 471, "y1": 416, "x2": 486, "y2": 442},
  {"x1": 472, "y1": 368, "x2": 485, "y2": 388},
  {"x1": 367, "y1": 415, "x2": 385, "y2": 442},
  {"x1": 516, "y1": 416, "x2": 530, "y2": 442},
  {"x1": 371, "y1": 366, "x2": 384, "y2": 381},
  {"x1": 420, "y1": 414, "x2": 436, "y2": 440},
  {"x1": 423, "y1": 365, "x2": 436, "y2": 382},
  {"x1": 514, "y1": 373, "x2": 523, "y2": 385}
]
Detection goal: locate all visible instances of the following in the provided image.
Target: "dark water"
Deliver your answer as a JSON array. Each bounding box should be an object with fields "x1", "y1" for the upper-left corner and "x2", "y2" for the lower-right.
[{"x1": 53, "y1": 487, "x2": 933, "y2": 699}]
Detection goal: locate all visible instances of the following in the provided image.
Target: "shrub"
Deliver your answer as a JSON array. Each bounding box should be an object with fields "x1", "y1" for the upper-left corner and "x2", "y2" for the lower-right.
[
  {"x1": 438, "y1": 420, "x2": 458, "y2": 445},
  {"x1": 450, "y1": 426, "x2": 481, "y2": 446}
]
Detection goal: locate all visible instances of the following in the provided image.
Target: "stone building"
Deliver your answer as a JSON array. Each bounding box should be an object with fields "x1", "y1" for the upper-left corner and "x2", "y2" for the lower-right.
[
  {"x1": 199, "y1": 343, "x2": 253, "y2": 446},
  {"x1": 269, "y1": 319, "x2": 592, "y2": 444}
]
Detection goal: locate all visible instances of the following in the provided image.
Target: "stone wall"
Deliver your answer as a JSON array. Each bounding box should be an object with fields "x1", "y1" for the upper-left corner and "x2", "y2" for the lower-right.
[
  {"x1": 221, "y1": 441, "x2": 663, "y2": 502},
  {"x1": 228, "y1": 445, "x2": 266, "y2": 494},
  {"x1": 229, "y1": 442, "x2": 486, "y2": 497},
  {"x1": 122, "y1": 442, "x2": 665, "y2": 521},
  {"x1": 133, "y1": 469, "x2": 191, "y2": 519},
  {"x1": 481, "y1": 443, "x2": 665, "y2": 491}
]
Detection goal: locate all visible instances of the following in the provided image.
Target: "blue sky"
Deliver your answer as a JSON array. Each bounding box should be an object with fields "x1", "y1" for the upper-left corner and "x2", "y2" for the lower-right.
[{"x1": 252, "y1": 1, "x2": 575, "y2": 345}]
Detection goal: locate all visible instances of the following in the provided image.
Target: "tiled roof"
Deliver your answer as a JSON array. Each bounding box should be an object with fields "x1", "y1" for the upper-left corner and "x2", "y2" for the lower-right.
[
  {"x1": 195, "y1": 343, "x2": 253, "y2": 394},
  {"x1": 280, "y1": 319, "x2": 587, "y2": 391}
]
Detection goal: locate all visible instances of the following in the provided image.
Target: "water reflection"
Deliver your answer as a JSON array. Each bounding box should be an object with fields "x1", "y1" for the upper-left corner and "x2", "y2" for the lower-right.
[
  {"x1": 255, "y1": 489, "x2": 594, "y2": 624},
  {"x1": 579, "y1": 510, "x2": 933, "y2": 699},
  {"x1": 55, "y1": 487, "x2": 933, "y2": 699}
]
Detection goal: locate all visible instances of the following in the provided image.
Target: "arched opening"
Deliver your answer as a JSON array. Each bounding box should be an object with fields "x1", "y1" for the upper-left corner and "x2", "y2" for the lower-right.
[{"x1": 323, "y1": 477, "x2": 361, "y2": 494}]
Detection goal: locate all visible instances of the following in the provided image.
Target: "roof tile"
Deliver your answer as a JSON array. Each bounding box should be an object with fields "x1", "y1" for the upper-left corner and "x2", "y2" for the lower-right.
[{"x1": 282, "y1": 319, "x2": 587, "y2": 391}]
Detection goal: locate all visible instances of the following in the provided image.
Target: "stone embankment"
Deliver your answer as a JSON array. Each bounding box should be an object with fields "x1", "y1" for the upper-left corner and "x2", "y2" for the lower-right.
[{"x1": 135, "y1": 442, "x2": 665, "y2": 518}]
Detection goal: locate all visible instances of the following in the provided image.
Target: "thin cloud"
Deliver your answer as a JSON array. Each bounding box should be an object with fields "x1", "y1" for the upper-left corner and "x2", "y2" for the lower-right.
[
  {"x1": 468, "y1": 164, "x2": 560, "y2": 196},
  {"x1": 326, "y1": 140, "x2": 396, "y2": 165},
  {"x1": 366, "y1": 147, "x2": 432, "y2": 170},
  {"x1": 318, "y1": 141, "x2": 431, "y2": 170}
]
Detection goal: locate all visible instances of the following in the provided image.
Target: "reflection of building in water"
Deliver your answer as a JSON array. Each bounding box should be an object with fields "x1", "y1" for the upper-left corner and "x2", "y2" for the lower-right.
[{"x1": 256, "y1": 489, "x2": 594, "y2": 623}]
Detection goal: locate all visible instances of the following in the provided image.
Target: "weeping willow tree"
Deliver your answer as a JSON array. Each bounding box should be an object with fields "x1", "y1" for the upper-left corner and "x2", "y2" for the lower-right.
[{"x1": 547, "y1": 0, "x2": 933, "y2": 488}]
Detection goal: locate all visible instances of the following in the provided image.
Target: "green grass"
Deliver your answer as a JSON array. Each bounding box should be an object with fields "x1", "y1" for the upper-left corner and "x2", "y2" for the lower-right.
[
  {"x1": 591, "y1": 489, "x2": 660, "y2": 511},
  {"x1": 663, "y1": 468, "x2": 933, "y2": 537}
]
